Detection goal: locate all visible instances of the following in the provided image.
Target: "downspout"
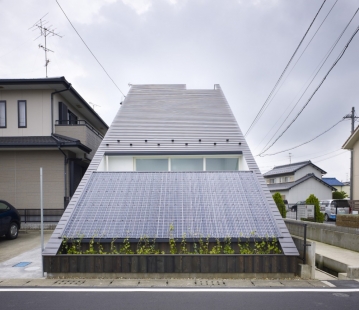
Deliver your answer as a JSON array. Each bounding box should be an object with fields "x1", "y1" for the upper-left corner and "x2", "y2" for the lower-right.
[
  {"x1": 51, "y1": 84, "x2": 72, "y2": 135},
  {"x1": 52, "y1": 129, "x2": 69, "y2": 209}
]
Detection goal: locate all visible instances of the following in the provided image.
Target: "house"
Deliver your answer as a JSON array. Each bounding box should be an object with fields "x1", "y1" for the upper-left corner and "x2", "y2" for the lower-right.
[
  {"x1": 44, "y1": 84, "x2": 298, "y2": 259},
  {"x1": 343, "y1": 125, "x2": 359, "y2": 200},
  {"x1": 0, "y1": 77, "x2": 108, "y2": 211},
  {"x1": 322, "y1": 178, "x2": 350, "y2": 197},
  {"x1": 263, "y1": 161, "x2": 335, "y2": 203}
]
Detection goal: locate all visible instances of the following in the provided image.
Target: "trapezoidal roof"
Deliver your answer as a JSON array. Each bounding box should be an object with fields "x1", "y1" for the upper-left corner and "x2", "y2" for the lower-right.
[{"x1": 44, "y1": 84, "x2": 298, "y2": 256}]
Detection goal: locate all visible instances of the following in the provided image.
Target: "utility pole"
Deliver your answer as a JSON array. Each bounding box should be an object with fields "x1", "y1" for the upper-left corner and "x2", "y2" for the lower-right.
[
  {"x1": 343, "y1": 107, "x2": 358, "y2": 199},
  {"x1": 289, "y1": 153, "x2": 292, "y2": 164},
  {"x1": 29, "y1": 14, "x2": 62, "y2": 78}
]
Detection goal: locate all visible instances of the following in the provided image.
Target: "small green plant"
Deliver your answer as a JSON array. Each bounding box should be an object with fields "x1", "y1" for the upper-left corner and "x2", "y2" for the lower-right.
[
  {"x1": 169, "y1": 224, "x2": 177, "y2": 254},
  {"x1": 180, "y1": 234, "x2": 188, "y2": 254},
  {"x1": 119, "y1": 237, "x2": 134, "y2": 254},
  {"x1": 333, "y1": 190, "x2": 348, "y2": 199},
  {"x1": 209, "y1": 238, "x2": 222, "y2": 254},
  {"x1": 237, "y1": 234, "x2": 252, "y2": 254},
  {"x1": 198, "y1": 236, "x2": 209, "y2": 254},
  {"x1": 137, "y1": 236, "x2": 159, "y2": 254},
  {"x1": 84, "y1": 236, "x2": 97, "y2": 254},
  {"x1": 223, "y1": 237, "x2": 235, "y2": 254},
  {"x1": 61, "y1": 237, "x2": 69, "y2": 254},
  {"x1": 110, "y1": 238, "x2": 118, "y2": 254}
]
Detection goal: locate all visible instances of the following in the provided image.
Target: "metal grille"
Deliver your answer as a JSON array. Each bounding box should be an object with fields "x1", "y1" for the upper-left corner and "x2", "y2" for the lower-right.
[{"x1": 62, "y1": 171, "x2": 280, "y2": 239}]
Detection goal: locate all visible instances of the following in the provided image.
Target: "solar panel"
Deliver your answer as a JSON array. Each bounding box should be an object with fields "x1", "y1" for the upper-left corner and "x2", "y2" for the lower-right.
[{"x1": 62, "y1": 171, "x2": 280, "y2": 239}]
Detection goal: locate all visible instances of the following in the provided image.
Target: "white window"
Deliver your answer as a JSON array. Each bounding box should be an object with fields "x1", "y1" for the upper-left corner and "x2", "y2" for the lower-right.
[
  {"x1": 171, "y1": 158, "x2": 203, "y2": 171},
  {"x1": 136, "y1": 159, "x2": 168, "y2": 171},
  {"x1": 269, "y1": 179, "x2": 275, "y2": 184},
  {"x1": 206, "y1": 158, "x2": 238, "y2": 171},
  {"x1": 18, "y1": 100, "x2": 27, "y2": 128},
  {"x1": 0, "y1": 101, "x2": 6, "y2": 128}
]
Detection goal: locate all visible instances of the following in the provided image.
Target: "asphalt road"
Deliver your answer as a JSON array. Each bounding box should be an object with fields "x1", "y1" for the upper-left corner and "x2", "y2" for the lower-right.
[{"x1": 1, "y1": 289, "x2": 359, "y2": 310}]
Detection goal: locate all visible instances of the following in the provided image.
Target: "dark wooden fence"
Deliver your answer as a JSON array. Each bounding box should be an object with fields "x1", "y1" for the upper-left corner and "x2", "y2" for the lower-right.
[{"x1": 43, "y1": 254, "x2": 298, "y2": 274}]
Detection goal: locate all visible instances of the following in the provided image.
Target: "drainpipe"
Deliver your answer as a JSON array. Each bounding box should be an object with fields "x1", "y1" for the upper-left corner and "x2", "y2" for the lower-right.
[
  {"x1": 52, "y1": 134, "x2": 69, "y2": 208},
  {"x1": 51, "y1": 84, "x2": 72, "y2": 135}
]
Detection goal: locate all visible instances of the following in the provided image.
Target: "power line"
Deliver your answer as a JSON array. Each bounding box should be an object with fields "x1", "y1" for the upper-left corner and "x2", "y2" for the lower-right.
[
  {"x1": 244, "y1": 0, "x2": 327, "y2": 137},
  {"x1": 313, "y1": 151, "x2": 348, "y2": 164},
  {"x1": 259, "y1": 8, "x2": 359, "y2": 153},
  {"x1": 258, "y1": 24, "x2": 359, "y2": 156},
  {"x1": 258, "y1": 119, "x2": 344, "y2": 156},
  {"x1": 56, "y1": 0, "x2": 126, "y2": 97},
  {"x1": 253, "y1": 0, "x2": 339, "y2": 152}
]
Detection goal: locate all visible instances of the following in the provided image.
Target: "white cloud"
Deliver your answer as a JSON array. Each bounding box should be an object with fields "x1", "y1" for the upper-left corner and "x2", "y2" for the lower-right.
[
  {"x1": 121, "y1": 0, "x2": 152, "y2": 15},
  {"x1": 61, "y1": 0, "x2": 117, "y2": 24}
]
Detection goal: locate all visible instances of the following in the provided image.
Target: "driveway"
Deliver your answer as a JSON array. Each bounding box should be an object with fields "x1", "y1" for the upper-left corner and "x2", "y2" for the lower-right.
[{"x1": 0, "y1": 231, "x2": 52, "y2": 279}]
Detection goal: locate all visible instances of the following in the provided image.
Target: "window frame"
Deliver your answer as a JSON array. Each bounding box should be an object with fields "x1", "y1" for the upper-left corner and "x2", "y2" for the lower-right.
[
  {"x1": 18, "y1": 100, "x2": 27, "y2": 128},
  {"x1": 0, "y1": 100, "x2": 6, "y2": 128}
]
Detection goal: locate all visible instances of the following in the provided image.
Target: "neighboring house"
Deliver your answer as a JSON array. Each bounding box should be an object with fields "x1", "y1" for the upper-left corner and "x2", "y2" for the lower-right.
[
  {"x1": 263, "y1": 161, "x2": 335, "y2": 203},
  {"x1": 322, "y1": 178, "x2": 350, "y2": 197},
  {"x1": 44, "y1": 84, "x2": 298, "y2": 257},
  {"x1": 343, "y1": 125, "x2": 359, "y2": 200},
  {"x1": 0, "y1": 77, "x2": 108, "y2": 210}
]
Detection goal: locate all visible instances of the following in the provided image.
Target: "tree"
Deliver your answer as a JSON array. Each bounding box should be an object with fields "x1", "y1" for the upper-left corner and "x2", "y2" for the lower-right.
[
  {"x1": 332, "y1": 191, "x2": 348, "y2": 199},
  {"x1": 306, "y1": 194, "x2": 324, "y2": 223},
  {"x1": 272, "y1": 192, "x2": 286, "y2": 218}
]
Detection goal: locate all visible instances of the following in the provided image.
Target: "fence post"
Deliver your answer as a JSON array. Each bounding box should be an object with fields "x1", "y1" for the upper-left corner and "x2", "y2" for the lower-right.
[{"x1": 303, "y1": 224, "x2": 307, "y2": 265}]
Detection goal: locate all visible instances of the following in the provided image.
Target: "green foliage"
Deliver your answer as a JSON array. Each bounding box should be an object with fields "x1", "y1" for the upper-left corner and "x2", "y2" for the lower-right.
[
  {"x1": 169, "y1": 223, "x2": 177, "y2": 254},
  {"x1": 119, "y1": 237, "x2": 134, "y2": 254},
  {"x1": 209, "y1": 239, "x2": 222, "y2": 254},
  {"x1": 84, "y1": 236, "x2": 97, "y2": 254},
  {"x1": 110, "y1": 238, "x2": 118, "y2": 254},
  {"x1": 180, "y1": 234, "x2": 188, "y2": 254},
  {"x1": 306, "y1": 194, "x2": 324, "y2": 223},
  {"x1": 223, "y1": 237, "x2": 235, "y2": 254},
  {"x1": 332, "y1": 191, "x2": 348, "y2": 199},
  {"x1": 198, "y1": 236, "x2": 209, "y2": 254},
  {"x1": 136, "y1": 236, "x2": 159, "y2": 254},
  {"x1": 272, "y1": 192, "x2": 286, "y2": 218}
]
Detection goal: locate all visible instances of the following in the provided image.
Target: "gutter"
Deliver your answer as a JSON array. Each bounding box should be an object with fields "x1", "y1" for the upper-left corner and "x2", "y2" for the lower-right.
[{"x1": 51, "y1": 83, "x2": 72, "y2": 135}]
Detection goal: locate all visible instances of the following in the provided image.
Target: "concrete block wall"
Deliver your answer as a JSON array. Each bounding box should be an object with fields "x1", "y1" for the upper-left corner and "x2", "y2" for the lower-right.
[
  {"x1": 291, "y1": 236, "x2": 316, "y2": 279},
  {"x1": 284, "y1": 219, "x2": 359, "y2": 252}
]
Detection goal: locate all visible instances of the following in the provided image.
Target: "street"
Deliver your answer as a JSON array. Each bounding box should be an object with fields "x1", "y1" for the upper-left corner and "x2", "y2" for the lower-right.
[{"x1": 1, "y1": 288, "x2": 359, "y2": 310}]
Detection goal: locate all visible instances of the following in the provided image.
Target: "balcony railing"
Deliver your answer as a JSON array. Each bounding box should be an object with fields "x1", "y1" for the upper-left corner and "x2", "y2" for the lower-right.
[{"x1": 55, "y1": 120, "x2": 104, "y2": 139}]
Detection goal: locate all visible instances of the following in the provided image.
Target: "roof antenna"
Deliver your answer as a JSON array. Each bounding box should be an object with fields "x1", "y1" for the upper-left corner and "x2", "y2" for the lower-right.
[
  {"x1": 89, "y1": 102, "x2": 101, "y2": 111},
  {"x1": 29, "y1": 14, "x2": 62, "y2": 78},
  {"x1": 289, "y1": 152, "x2": 292, "y2": 164}
]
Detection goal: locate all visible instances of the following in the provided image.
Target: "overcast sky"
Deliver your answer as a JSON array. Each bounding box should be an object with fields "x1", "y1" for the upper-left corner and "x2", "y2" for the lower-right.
[{"x1": 1, "y1": 0, "x2": 358, "y2": 183}]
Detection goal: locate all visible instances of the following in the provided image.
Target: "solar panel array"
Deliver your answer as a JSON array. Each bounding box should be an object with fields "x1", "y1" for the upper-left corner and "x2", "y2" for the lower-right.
[{"x1": 62, "y1": 171, "x2": 280, "y2": 239}]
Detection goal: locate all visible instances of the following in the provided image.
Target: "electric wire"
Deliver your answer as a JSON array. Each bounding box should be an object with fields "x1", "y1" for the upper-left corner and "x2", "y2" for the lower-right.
[
  {"x1": 259, "y1": 119, "x2": 344, "y2": 156},
  {"x1": 259, "y1": 7, "x2": 359, "y2": 153},
  {"x1": 258, "y1": 24, "x2": 359, "y2": 156},
  {"x1": 244, "y1": 0, "x2": 327, "y2": 137},
  {"x1": 253, "y1": 0, "x2": 339, "y2": 152},
  {"x1": 56, "y1": 0, "x2": 126, "y2": 97},
  {"x1": 313, "y1": 150, "x2": 348, "y2": 163}
]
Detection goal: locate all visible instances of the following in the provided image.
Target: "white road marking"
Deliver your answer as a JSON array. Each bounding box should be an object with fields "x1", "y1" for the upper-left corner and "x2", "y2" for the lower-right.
[
  {"x1": 321, "y1": 281, "x2": 336, "y2": 287},
  {"x1": 0, "y1": 288, "x2": 359, "y2": 292}
]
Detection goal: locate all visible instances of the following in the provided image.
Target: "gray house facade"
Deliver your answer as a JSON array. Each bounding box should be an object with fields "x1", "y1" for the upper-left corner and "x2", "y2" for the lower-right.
[
  {"x1": 0, "y1": 77, "x2": 108, "y2": 210},
  {"x1": 264, "y1": 161, "x2": 335, "y2": 203},
  {"x1": 44, "y1": 84, "x2": 298, "y2": 257}
]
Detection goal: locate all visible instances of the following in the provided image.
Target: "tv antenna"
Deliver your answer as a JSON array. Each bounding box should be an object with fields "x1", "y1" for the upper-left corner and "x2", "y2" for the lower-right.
[
  {"x1": 29, "y1": 13, "x2": 62, "y2": 77},
  {"x1": 89, "y1": 102, "x2": 101, "y2": 111}
]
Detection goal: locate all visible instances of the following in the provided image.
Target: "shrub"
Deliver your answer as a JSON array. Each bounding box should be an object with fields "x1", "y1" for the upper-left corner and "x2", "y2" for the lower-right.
[
  {"x1": 306, "y1": 194, "x2": 324, "y2": 223},
  {"x1": 332, "y1": 191, "x2": 348, "y2": 199},
  {"x1": 272, "y1": 192, "x2": 286, "y2": 218}
]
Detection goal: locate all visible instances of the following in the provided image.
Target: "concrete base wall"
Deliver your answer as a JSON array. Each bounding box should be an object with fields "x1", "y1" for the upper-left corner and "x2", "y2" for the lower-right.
[
  {"x1": 291, "y1": 236, "x2": 316, "y2": 279},
  {"x1": 284, "y1": 219, "x2": 359, "y2": 252}
]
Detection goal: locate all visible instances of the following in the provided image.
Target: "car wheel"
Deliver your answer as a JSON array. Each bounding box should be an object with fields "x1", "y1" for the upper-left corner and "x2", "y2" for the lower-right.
[
  {"x1": 324, "y1": 214, "x2": 329, "y2": 222},
  {"x1": 6, "y1": 222, "x2": 19, "y2": 240}
]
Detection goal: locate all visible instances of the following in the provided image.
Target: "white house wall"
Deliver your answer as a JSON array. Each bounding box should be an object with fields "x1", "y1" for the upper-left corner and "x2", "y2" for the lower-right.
[
  {"x1": 0, "y1": 89, "x2": 52, "y2": 136},
  {"x1": 287, "y1": 178, "x2": 332, "y2": 203},
  {"x1": 295, "y1": 165, "x2": 322, "y2": 180}
]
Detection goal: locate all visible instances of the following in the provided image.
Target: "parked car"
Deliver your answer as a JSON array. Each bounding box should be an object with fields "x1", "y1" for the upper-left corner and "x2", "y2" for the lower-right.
[
  {"x1": 319, "y1": 199, "x2": 351, "y2": 222},
  {"x1": 291, "y1": 201, "x2": 306, "y2": 212},
  {"x1": 0, "y1": 200, "x2": 21, "y2": 239}
]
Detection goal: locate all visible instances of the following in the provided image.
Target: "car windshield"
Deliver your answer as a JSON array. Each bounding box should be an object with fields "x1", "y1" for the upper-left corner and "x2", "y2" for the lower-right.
[{"x1": 332, "y1": 200, "x2": 350, "y2": 208}]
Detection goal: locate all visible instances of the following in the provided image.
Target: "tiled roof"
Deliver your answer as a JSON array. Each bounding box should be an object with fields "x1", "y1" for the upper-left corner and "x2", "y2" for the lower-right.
[
  {"x1": 62, "y1": 171, "x2": 281, "y2": 239},
  {"x1": 263, "y1": 160, "x2": 326, "y2": 177},
  {"x1": 267, "y1": 173, "x2": 336, "y2": 191},
  {"x1": 0, "y1": 134, "x2": 91, "y2": 152},
  {"x1": 322, "y1": 178, "x2": 344, "y2": 186}
]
